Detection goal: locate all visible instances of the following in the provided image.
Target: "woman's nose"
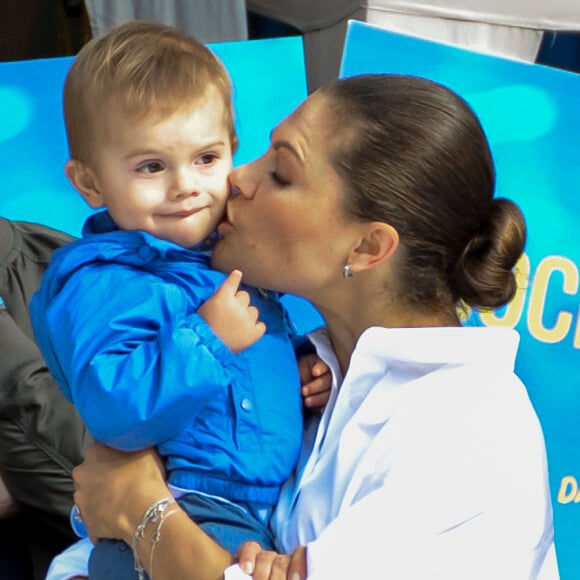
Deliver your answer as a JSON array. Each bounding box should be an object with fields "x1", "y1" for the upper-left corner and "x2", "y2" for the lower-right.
[
  {"x1": 229, "y1": 165, "x2": 256, "y2": 200},
  {"x1": 230, "y1": 184, "x2": 243, "y2": 198}
]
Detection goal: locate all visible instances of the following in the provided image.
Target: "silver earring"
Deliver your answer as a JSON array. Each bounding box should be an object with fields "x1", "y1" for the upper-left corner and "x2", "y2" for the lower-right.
[{"x1": 342, "y1": 263, "x2": 354, "y2": 279}]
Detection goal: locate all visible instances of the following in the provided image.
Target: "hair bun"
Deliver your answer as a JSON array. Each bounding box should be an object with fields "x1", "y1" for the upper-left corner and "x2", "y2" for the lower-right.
[{"x1": 454, "y1": 198, "x2": 526, "y2": 309}]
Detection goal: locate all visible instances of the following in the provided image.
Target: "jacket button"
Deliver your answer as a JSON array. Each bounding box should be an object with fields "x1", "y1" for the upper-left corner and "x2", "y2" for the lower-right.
[{"x1": 241, "y1": 398, "x2": 253, "y2": 412}]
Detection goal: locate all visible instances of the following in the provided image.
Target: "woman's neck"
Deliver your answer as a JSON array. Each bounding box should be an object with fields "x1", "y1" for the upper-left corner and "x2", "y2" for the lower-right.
[
  {"x1": 316, "y1": 298, "x2": 461, "y2": 376},
  {"x1": 316, "y1": 302, "x2": 381, "y2": 375},
  {"x1": 322, "y1": 318, "x2": 360, "y2": 376}
]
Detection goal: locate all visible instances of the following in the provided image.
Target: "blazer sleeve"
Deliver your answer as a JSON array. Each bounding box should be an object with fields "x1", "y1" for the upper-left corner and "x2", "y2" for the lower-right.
[
  {"x1": 0, "y1": 218, "x2": 88, "y2": 533},
  {"x1": 0, "y1": 299, "x2": 89, "y2": 532}
]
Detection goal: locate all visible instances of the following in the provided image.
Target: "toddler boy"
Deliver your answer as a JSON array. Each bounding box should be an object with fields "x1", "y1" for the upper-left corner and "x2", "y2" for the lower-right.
[{"x1": 31, "y1": 21, "x2": 309, "y2": 579}]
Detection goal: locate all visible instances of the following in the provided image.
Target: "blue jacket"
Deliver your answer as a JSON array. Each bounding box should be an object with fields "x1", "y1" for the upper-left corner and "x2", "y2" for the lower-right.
[{"x1": 30, "y1": 212, "x2": 302, "y2": 505}]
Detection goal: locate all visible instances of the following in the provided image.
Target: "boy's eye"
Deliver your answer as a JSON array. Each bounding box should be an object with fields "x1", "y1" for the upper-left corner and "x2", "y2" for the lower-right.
[
  {"x1": 196, "y1": 152, "x2": 219, "y2": 166},
  {"x1": 137, "y1": 160, "x2": 164, "y2": 174}
]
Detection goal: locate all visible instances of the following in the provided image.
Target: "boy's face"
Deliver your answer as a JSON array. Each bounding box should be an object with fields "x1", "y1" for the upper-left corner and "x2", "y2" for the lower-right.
[{"x1": 79, "y1": 86, "x2": 232, "y2": 248}]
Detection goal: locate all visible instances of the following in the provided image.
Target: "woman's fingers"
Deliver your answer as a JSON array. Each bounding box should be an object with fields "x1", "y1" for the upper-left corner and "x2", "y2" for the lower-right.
[
  {"x1": 253, "y1": 551, "x2": 290, "y2": 580},
  {"x1": 237, "y1": 542, "x2": 306, "y2": 579},
  {"x1": 238, "y1": 541, "x2": 264, "y2": 575},
  {"x1": 287, "y1": 546, "x2": 307, "y2": 580}
]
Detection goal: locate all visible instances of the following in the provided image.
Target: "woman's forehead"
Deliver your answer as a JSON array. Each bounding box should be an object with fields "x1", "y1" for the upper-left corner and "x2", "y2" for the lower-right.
[
  {"x1": 291, "y1": 91, "x2": 330, "y2": 125},
  {"x1": 273, "y1": 94, "x2": 334, "y2": 157}
]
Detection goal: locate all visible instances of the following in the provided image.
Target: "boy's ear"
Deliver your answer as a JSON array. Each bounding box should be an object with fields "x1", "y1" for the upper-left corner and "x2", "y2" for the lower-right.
[
  {"x1": 65, "y1": 160, "x2": 104, "y2": 208},
  {"x1": 349, "y1": 222, "x2": 399, "y2": 274}
]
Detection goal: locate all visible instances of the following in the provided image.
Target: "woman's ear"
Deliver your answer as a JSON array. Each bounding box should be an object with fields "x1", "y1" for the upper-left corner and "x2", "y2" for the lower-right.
[
  {"x1": 65, "y1": 159, "x2": 104, "y2": 209},
  {"x1": 349, "y1": 222, "x2": 399, "y2": 274}
]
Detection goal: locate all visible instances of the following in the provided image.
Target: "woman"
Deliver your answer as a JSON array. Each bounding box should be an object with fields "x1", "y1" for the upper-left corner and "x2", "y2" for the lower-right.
[{"x1": 72, "y1": 74, "x2": 557, "y2": 579}]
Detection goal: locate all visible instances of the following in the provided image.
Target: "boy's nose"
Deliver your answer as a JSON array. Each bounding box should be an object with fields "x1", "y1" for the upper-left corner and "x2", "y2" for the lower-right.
[{"x1": 171, "y1": 168, "x2": 200, "y2": 199}]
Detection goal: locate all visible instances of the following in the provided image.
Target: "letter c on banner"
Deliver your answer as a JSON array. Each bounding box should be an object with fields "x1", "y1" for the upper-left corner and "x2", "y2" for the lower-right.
[{"x1": 528, "y1": 256, "x2": 578, "y2": 344}]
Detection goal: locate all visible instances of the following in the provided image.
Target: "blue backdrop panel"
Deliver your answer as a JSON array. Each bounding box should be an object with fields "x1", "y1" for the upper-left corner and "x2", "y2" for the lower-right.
[{"x1": 341, "y1": 20, "x2": 580, "y2": 579}]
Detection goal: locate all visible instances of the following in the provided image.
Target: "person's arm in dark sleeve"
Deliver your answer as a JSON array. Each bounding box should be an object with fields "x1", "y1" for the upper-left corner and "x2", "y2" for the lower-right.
[{"x1": 0, "y1": 306, "x2": 90, "y2": 530}]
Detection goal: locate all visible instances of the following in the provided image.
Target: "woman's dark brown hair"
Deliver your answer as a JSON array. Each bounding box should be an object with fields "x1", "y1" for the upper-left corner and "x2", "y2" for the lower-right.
[{"x1": 320, "y1": 74, "x2": 526, "y2": 313}]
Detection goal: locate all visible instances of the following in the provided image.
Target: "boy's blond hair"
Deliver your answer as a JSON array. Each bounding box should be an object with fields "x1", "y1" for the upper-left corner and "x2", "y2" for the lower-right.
[{"x1": 63, "y1": 20, "x2": 237, "y2": 163}]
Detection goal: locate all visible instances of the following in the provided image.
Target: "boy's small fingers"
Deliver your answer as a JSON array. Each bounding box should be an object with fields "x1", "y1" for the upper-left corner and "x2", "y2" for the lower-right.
[
  {"x1": 298, "y1": 365, "x2": 313, "y2": 385},
  {"x1": 305, "y1": 389, "x2": 331, "y2": 407},
  {"x1": 311, "y1": 362, "x2": 325, "y2": 377},
  {"x1": 307, "y1": 376, "x2": 330, "y2": 394},
  {"x1": 221, "y1": 269, "x2": 243, "y2": 295},
  {"x1": 255, "y1": 321, "x2": 266, "y2": 338}
]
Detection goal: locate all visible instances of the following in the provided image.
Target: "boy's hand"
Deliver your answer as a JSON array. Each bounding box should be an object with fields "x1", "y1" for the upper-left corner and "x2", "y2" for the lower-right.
[
  {"x1": 198, "y1": 270, "x2": 266, "y2": 354},
  {"x1": 298, "y1": 354, "x2": 331, "y2": 413}
]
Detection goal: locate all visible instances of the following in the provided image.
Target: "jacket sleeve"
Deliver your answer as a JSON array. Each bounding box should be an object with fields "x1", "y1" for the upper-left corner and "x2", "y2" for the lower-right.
[
  {"x1": 0, "y1": 308, "x2": 89, "y2": 529},
  {"x1": 37, "y1": 265, "x2": 238, "y2": 450}
]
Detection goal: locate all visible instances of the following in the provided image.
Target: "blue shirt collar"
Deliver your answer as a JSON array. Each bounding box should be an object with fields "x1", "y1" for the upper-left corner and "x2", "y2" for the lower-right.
[{"x1": 82, "y1": 210, "x2": 218, "y2": 253}]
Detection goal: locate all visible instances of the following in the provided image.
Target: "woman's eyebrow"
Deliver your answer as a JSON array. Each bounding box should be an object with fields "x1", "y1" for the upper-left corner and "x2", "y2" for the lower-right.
[{"x1": 272, "y1": 139, "x2": 304, "y2": 163}]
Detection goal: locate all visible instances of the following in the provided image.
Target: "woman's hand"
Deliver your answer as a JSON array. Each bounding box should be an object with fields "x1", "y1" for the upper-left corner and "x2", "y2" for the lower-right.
[
  {"x1": 72, "y1": 443, "x2": 167, "y2": 544},
  {"x1": 237, "y1": 541, "x2": 307, "y2": 579}
]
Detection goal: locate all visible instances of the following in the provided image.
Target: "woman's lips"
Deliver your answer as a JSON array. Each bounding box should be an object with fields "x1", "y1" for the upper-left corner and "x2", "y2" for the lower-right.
[
  {"x1": 217, "y1": 217, "x2": 232, "y2": 233},
  {"x1": 216, "y1": 209, "x2": 233, "y2": 236}
]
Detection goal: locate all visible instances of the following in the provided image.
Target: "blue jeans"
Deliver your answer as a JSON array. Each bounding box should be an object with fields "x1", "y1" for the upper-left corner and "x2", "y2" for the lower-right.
[{"x1": 88, "y1": 492, "x2": 277, "y2": 580}]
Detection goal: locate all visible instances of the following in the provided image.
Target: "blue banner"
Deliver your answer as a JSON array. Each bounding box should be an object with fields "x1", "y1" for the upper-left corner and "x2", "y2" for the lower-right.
[{"x1": 341, "y1": 20, "x2": 580, "y2": 578}]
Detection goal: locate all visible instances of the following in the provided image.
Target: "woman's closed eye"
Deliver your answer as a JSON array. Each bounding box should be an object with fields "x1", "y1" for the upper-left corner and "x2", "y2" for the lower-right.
[{"x1": 269, "y1": 171, "x2": 291, "y2": 186}]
